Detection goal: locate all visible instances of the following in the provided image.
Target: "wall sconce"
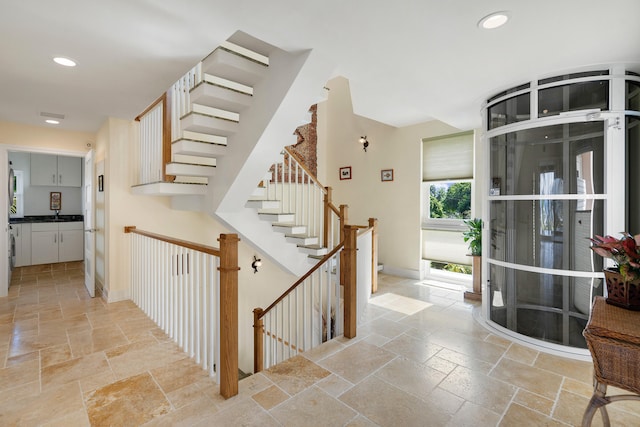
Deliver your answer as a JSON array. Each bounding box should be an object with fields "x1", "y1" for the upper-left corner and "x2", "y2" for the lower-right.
[
  {"x1": 251, "y1": 256, "x2": 262, "y2": 273},
  {"x1": 359, "y1": 136, "x2": 369, "y2": 152}
]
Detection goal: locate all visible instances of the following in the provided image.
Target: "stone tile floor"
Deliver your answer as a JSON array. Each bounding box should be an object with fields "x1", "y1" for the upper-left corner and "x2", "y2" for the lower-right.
[{"x1": 2, "y1": 267, "x2": 640, "y2": 426}]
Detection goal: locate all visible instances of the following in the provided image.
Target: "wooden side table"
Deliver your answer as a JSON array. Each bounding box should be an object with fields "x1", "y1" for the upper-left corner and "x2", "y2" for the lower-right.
[{"x1": 582, "y1": 296, "x2": 640, "y2": 426}]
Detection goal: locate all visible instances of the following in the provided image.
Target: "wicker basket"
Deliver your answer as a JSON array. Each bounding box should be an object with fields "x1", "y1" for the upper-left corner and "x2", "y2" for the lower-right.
[
  {"x1": 583, "y1": 297, "x2": 640, "y2": 395},
  {"x1": 604, "y1": 268, "x2": 640, "y2": 311}
]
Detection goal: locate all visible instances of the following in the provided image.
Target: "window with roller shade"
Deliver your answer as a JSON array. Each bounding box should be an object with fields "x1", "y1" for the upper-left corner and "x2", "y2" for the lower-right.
[{"x1": 422, "y1": 131, "x2": 474, "y2": 230}]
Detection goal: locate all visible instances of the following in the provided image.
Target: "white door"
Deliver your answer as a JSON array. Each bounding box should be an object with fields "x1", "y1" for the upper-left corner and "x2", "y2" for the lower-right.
[{"x1": 83, "y1": 150, "x2": 96, "y2": 297}]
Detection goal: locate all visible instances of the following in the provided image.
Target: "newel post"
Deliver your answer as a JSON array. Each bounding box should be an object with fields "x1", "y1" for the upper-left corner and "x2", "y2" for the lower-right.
[
  {"x1": 253, "y1": 308, "x2": 264, "y2": 373},
  {"x1": 369, "y1": 218, "x2": 378, "y2": 294},
  {"x1": 343, "y1": 225, "x2": 358, "y2": 339},
  {"x1": 218, "y1": 233, "x2": 240, "y2": 399},
  {"x1": 162, "y1": 90, "x2": 175, "y2": 183},
  {"x1": 323, "y1": 187, "x2": 332, "y2": 248},
  {"x1": 339, "y1": 204, "x2": 349, "y2": 285}
]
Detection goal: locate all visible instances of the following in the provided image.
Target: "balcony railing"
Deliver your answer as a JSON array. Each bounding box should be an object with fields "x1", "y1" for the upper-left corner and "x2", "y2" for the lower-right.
[{"x1": 124, "y1": 226, "x2": 240, "y2": 398}]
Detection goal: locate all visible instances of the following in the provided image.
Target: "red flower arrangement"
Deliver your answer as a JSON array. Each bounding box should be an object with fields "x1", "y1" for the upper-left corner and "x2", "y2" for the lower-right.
[{"x1": 590, "y1": 233, "x2": 640, "y2": 281}]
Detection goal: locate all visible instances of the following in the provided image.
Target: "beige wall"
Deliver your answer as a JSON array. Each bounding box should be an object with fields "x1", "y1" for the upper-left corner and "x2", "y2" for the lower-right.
[
  {"x1": 0, "y1": 121, "x2": 93, "y2": 154},
  {"x1": 318, "y1": 77, "x2": 476, "y2": 278}
]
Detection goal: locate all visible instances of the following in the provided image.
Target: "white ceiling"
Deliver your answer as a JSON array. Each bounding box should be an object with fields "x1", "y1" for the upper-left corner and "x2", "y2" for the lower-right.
[{"x1": 1, "y1": 0, "x2": 639, "y2": 133}]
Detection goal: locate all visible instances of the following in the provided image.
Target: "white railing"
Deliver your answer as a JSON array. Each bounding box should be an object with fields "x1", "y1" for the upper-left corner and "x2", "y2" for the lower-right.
[
  {"x1": 171, "y1": 63, "x2": 202, "y2": 142},
  {"x1": 255, "y1": 245, "x2": 343, "y2": 371},
  {"x1": 127, "y1": 228, "x2": 220, "y2": 381},
  {"x1": 137, "y1": 102, "x2": 164, "y2": 184},
  {"x1": 266, "y1": 147, "x2": 343, "y2": 247}
]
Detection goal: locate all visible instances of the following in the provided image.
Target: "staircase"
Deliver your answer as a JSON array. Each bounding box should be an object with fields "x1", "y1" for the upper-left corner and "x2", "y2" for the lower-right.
[{"x1": 132, "y1": 30, "x2": 334, "y2": 276}]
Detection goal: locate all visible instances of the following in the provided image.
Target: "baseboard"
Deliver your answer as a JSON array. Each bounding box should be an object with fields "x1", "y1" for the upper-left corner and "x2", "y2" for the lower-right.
[
  {"x1": 106, "y1": 288, "x2": 130, "y2": 303},
  {"x1": 380, "y1": 265, "x2": 421, "y2": 280}
]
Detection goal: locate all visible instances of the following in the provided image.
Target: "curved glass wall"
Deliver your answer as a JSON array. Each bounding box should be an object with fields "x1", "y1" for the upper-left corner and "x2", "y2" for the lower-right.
[{"x1": 484, "y1": 67, "x2": 640, "y2": 353}]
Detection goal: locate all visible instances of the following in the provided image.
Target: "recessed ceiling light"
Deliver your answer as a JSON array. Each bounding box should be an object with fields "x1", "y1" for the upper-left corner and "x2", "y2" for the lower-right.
[
  {"x1": 45, "y1": 119, "x2": 60, "y2": 125},
  {"x1": 478, "y1": 11, "x2": 510, "y2": 29},
  {"x1": 53, "y1": 56, "x2": 77, "y2": 67}
]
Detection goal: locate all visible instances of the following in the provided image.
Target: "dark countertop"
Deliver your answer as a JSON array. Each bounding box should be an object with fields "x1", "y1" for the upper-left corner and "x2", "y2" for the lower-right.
[{"x1": 10, "y1": 215, "x2": 84, "y2": 224}]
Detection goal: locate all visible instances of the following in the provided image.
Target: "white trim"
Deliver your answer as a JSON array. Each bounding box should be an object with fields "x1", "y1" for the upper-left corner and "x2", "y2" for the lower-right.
[
  {"x1": 106, "y1": 288, "x2": 130, "y2": 303},
  {"x1": 487, "y1": 259, "x2": 605, "y2": 278},
  {"x1": 2, "y1": 144, "x2": 87, "y2": 158},
  {"x1": 472, "y1": 307, "x2": 592, "y2": 361},
  {"x1": 382, "y1": 264, "x2": 421, "y2": 280},
  {"x1": 487, "y1": 194, "x2": 606, "y2": 201}
]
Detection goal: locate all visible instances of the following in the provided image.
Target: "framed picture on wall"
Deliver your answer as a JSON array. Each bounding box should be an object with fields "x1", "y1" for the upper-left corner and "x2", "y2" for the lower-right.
[
  {"x1": 339, "y1": 166, "x2": 352, "y2": 180},
  {"x1": 381, "y1": 169, "x2": 394, "y2": 182},
  {"x1": 50, "y1": 192, "x2": 61, "y2": 210}
]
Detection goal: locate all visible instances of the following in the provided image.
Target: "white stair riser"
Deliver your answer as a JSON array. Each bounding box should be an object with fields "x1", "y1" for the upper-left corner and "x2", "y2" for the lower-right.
[
  {"x1": 190, "y1": 82, "x2": 253, "y2": 111},
  {"x1": 192, "y1": 103, "x2": 240, "y2": 122},
  {"x1": 259, "y1": 213, "x2": 294, "y2": 222},
  {"x1": 251, "y1": 187, "x2": 266, "y2": 197},
  {"x1": 201, "y1": 48, "x2": 267, "y2": 87},
  {"x1": 286, "y1": 236, "x2": 319, "y2": 246},
  {"x1": 166, "y1": 163, "x2": 216, "y2": 177},
  {"x1": 245, "y1": 200, "x2": 280, "y2": 209},
  {"x1": 172, "y1": 140, "x2": 227, "y2": 159},
  {"x1": 181, "y1": 131, "x2": 227, "y2": 145},
  {"x1": 131, "y1": 182, "x2": 206, "y2": 196},
  {"x1": 299, "y1": 246, "x2": 328, "y2": 256},
  {"x1": 181, "y1": 113, "x2": 239, "y2": 136},
  {"x1": 273, "y1": 224, "x2": 306, "y2": 234}
]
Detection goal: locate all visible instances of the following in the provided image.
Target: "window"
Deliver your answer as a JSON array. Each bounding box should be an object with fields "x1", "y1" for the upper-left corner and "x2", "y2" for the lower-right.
[
  {"x1": 422, "y1": 132, "x2": 474, "y2": 230},
  {"x1": 10, "y1": 170, "x2": 23, "y2": 218},
  {"x1": 422, "y1": 180, "x2": 471, "y2": 228}
]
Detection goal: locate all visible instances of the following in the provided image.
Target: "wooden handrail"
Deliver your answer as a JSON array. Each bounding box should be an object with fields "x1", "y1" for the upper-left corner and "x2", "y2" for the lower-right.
[
  {"x1": 255, "y1": 219, "x2": 376, "y2": 322},
  {"x1": 124, "y1": 226, "x2": 221, "y2": 257},
  {"x1": 253, "y1": 220, "x2": 377, "y2": 372},
  {"x1": 135, "y1": 91, "x2": 175, "y2": 183},
  {"x1": 135, "y1": 93, "x2": 165, "y2": 121},
  {"x1": 284, "y1": 147, "x2": 325, "y2": 191},
  {"x1": 162, "y1": 90, "x2": 174, "y2": 182},
  {"x1": 257, "y1": 240, "x2": 345, "y2": 320}
]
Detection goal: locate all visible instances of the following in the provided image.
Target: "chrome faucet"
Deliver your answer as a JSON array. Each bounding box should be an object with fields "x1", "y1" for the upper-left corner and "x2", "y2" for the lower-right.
[{"x1": 55, "y1": 210, "x2": 59, "y2": 219}]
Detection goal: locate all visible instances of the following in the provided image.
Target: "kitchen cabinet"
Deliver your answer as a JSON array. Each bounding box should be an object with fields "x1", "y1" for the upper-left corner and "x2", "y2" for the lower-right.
[
  {"x1": 58, "y1": 222, "x2": 83, "y2": 262},
  {"x1": 31, "y1": 154, "x2": 82, "y2": 187},
  {"x1": 9, "y1": 223, "x2": 31, "y2": 267},
  {"x1": 31, "y1": 222, "x2": 83, "y2": 265}
]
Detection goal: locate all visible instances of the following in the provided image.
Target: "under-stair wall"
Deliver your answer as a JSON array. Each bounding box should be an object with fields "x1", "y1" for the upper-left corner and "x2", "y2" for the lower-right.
[
  {"x1": 134, "y1": 30, "x2": 335, "y2": 276},
  {"x1": 208, "y1": 46, "x2": 333, "y2": 215}
]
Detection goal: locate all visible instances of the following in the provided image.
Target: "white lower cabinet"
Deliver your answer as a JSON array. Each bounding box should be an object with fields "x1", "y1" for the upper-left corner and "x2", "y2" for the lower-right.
[
  {"x1": 10, "y1": 223, "x2": 32, "y2": 267},
  {"x1": 59, "y1": 223, "x2": 83, "y2": 262},
  {"x1": 31, "y1": 222, "x2": 83, "y2": 265}
]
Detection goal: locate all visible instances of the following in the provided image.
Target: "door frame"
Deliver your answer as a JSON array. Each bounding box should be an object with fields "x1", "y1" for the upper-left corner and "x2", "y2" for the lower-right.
[{"x1": 0, "y1": 145, "x2": 92, "y2": 297}]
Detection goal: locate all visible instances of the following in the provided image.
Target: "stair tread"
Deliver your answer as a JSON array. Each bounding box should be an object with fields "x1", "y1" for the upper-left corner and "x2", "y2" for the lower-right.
[{"x1": 298, "y1": 244, "x2": 326, "y2": 251}]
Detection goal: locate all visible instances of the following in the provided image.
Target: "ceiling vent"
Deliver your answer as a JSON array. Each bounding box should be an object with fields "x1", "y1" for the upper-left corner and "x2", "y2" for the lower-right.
[{"x1": 40, "y1": 111, "x2": 65, "y2": 120}]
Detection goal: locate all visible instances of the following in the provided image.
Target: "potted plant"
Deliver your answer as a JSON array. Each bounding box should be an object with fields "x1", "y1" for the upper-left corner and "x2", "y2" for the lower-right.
[
  {"x1": 463, "y1": 218, "x2": 482, "y2": 300},
  {"x1": 590, "y1": 232, "x2": 640, "y2": 310}
]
